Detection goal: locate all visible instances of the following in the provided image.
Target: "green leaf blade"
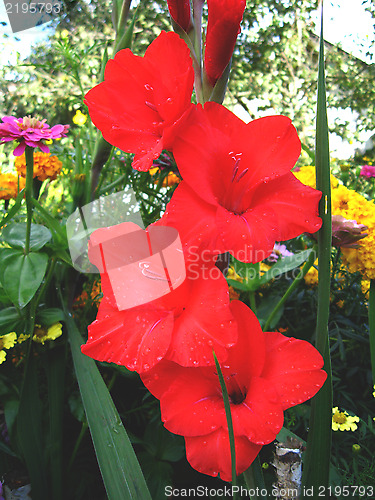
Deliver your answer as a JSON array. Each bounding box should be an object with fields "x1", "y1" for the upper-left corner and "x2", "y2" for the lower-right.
[{"x1": 65, "y1": 311, "x2": 151, "y2": 500}]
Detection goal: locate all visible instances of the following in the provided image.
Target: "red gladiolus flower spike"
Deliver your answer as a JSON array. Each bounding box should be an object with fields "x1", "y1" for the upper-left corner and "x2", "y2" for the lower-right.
[
  {"x1": 159, "y1": 103, "x2": 322, "y2": 263},
  {"x1": 84, "y1": 31, "x2": 194, "y2": 171},
  {"x1": 141, "y1": 301, "x2": 327, "y2": 480},
  {"x1": 167, "y1": 0, "x2": 192, "y2": 32},
  {"x1": 81, "y1": 247, "x2": 237, "y2": 372},
  {"x1": 204, "y1": 0, "x2": 246, "y2": 86}
]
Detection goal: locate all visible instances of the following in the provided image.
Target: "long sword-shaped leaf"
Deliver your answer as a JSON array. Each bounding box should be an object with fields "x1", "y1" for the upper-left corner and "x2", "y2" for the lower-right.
[
  {"x1": 65, "y1": 311, "x2": 151, "y2": 500},
  {"x1": 213, "y1": 352, "x2": 237, "y2": 495},
  {"x1": 302, "y1": 2, "x2": 333, "y2": 493}
]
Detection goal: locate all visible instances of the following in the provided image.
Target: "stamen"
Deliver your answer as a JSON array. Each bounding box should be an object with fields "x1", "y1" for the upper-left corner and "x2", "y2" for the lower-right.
[
  {"x1": 231, "y1": 158, "x2": 241, "y2": 182},
  {"x1": 145, "y1": 101, "x2": 157, "y2": 112},
  {"x1": 236, "y1": 167, "x2": 248, "y2": 182}
]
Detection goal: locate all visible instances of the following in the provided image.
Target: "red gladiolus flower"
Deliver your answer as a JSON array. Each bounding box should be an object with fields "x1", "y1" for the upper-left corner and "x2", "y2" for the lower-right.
[
  {"x1": 84, "y1": 31, "x2": 194, "y2": 172},
  {"x1": 142, "y1": 300, "x2": 327, "y2": 480},
  {"x1": 81, "y1": 244, "x2": 237, "y2": 372},
  {"x1": 159, "y1": 103, "x2": 322, "y2": 263},
  {"x1": 167, "y1": 0, "x2": 192, "y2": 32},
  {"x1": 204, "y1": 0, "x2": 246, "y2": 86}
]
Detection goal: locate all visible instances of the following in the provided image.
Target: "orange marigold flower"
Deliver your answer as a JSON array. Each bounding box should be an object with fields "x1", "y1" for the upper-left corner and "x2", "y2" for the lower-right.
[
  {"x1": 0, "y1": 172, "x2": 25, "y2": 200},
  {"x1": 15, "y1": 151, "x2": 63, "y2": 182},
  {"x1": 149, "y1": 167, "x2": 180, "y2": 187}
]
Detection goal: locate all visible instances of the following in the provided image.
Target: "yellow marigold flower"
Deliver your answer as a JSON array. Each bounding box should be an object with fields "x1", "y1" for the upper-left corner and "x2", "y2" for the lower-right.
[
  {"x1": 149, "y1": 167, "x2": 180, "y2": 187},
  {"x1": 294, "y1": 165, "x2": 339, "y2": 189},
  {"x1": 332, "y1": 407, "x2": 359, "y2": 431},
  {"x1": 33, "y1": 323, "x2": 63, "y2": 344},
  {"x1": 373, "y1": 385, "x2": 375, "y2": 398},
  {"x1": 297, "y1": 166, "x2": 375, "y2": 280},
  {"x1": 73, "y1": 110, "x2": 87, "y2": 126},
  {"x1": 15, "y1": 151, "x2": 63, "y2": 182},
  {"x1": 304, "y1": 259, "x2": 319, "y2": 286},
  {"x1": 0, "y1": 351, "x2": 6, "y2": 364},
  {"x1": 332, "y1": 185, "x2": 375, "y2": 279},
  {"x1": 0, "y1": 172, "x2": 26, "y2": 200}
]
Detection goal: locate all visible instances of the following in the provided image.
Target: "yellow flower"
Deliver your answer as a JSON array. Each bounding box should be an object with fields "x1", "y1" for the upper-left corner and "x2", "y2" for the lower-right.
[
  {"x1": 226, "y1": 266, "x2": 243, "y2": 283},
  {"x1": 17, "y1": 334, "x2": 30, "y2": 344},
  {"x1": 296, "y1": 166, "x2": 375, "y2": 280},
  {"x1": 332, "y1": 407, "x2": 359, "y2": 431},
  {"x1": 73, "y1": 110, "x2": 87, "y2": 126},
  {"x1": 0, "y1": 172, "x2": 26, "y2": 200},
  {"x1": 0, "y1": 332, "x2": 17, "y2": 364},
  {"x1": 0, "y1": 332, "x2": 17, "y2": 350},
  {"x1": 304, "y1": 259, "x2": 319, "y2": 286},
  {"x1": 373, "y1": 385, "x2": 375, "y2": 398},
  {"x1": 149, "y1": 167, "x2": 180, "y2": 187},
  {"x1": 33, "y1": 323, "x2": 63, "y2": 344},
  {"x1": 294, "y1": 165, "x2": 339, "y2": 189},
  {"x1": 15, "y1": 152, "x2": 63, "y2": 182}
]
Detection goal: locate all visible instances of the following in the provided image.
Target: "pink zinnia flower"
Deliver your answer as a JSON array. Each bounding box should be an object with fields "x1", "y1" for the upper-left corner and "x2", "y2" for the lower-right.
[
  {"x1": 0, "y1": 116, "x2": 69, "y2": 156},
  {"x1": 360, "y1": 165, "x2": 375, "y2": 178}
]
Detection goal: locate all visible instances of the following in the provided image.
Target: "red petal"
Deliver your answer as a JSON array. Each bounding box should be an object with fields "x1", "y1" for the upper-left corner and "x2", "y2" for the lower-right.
[
  {"x1": 141, "y1": 358, "x2": 183, "y2": 399},
  {"x1": 167, "y1": 270, "x2": 237, "y2": 366},
  {"x1": 232, "y1": 115, "x2": 301, "y2": 188},
  {"x1": 216, "y1": 205, "x2": 277, "y2": 262},
  {"x1": 185, "y1": 429, "x2": 261, "y2": 482},
  {"x1": 261, "y1": 332, "x2": 327, "y2": 409},
  {"x1": 250, "y1": 173, "x2": 322, "y2": 240},
  {"x1": 230, "y1": 376, "x2": 284, "y2": 444},
  {"x1": 81, "y1": 306, "x2": 174, "y2": 372},
  {"x1": 172, "y1": 105, "x2": 242, "y2": 207},
  {"x1": 226, "y1": 301, "x2": 265, "y2": 378},
  {"x1": 158, "y1": 367, "x2": 227, "y2": 436},
  {"x1": 159, "y1": 182, "x2": 218, "y2": 257}
]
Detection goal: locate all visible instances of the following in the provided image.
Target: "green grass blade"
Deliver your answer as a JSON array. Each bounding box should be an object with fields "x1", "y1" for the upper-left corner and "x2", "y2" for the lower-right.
[
  {"x1": 302, "y1": 3, "x2": 333, "y2": 492},
  {"x1": 213, "y1": 351, "x2": 237, "y2": 494},
  {"x1": 65, "y1": 311, "x2": 152, "y2": 500},
  {"x1": 17, "y1": 350, "x2": 49, "y2": 499}
]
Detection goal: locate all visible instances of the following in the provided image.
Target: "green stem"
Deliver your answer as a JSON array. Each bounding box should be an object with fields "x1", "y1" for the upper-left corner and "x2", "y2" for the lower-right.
[
  {"x1": 368, "y1": 280, "x2": 375, "y2": 385},
  {"x1": 24, "y1": 146, "x2": 34, "y2": 254},
  {"x1": 249, "y1": 291, "x2": 257, "y2": 314},
  {"x1": 67, "y1": 421, "x2": 89, "y2": 472},
  {"x1": 263, "y1": 246, "x2": 317, "y2": 331}
]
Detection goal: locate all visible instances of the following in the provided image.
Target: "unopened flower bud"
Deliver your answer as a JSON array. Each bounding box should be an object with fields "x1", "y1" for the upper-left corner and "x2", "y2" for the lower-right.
[
  {"x1": 331, "y1": 215, "x2": 368, "y2": 249},
  {"x1": 167, "y1": 0, "x2": 193, "y2": 33}
]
